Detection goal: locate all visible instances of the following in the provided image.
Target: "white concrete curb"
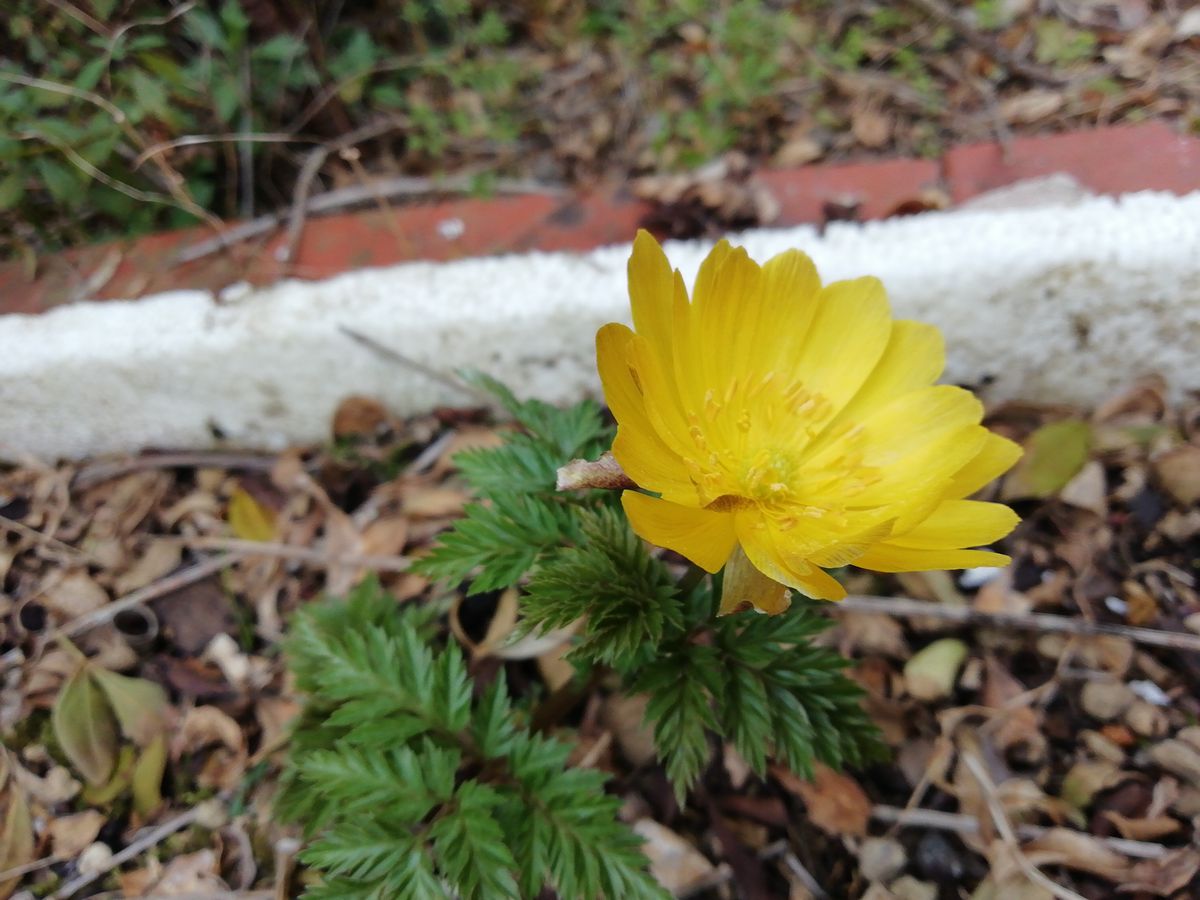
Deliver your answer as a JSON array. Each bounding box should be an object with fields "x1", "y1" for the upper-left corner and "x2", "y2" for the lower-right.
[{"x1": 2, "y1": 190, "x2": 1198, "y2": 461}]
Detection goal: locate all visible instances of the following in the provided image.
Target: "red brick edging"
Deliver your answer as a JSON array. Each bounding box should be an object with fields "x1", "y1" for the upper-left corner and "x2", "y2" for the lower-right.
[{"x1": 2, "y1": 122, "x2": 1197, "y2": 315}]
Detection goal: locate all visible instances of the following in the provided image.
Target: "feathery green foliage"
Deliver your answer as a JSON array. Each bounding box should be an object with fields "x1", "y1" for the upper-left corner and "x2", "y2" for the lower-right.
[
  {"x1": 410, "y1": 381, "x2": 887, "y2": 803},
  {"x1": 279, "y1": 578, "x2": 665, "y2": 900},
  {"x1": 292, "y1": 382, "x2": 887, "y2": 893},
  {"x1": 412, "y1": 371, "x2": 612, "y2": 593},
  {"x1": 520, "y1": 507, "x2": 681, "y2": 670}
]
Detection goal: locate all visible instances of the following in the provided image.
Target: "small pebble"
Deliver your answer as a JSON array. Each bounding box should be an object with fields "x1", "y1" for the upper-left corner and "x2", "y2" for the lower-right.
[
  {"x1": 914, "y1": 830, "x2": 966, "y2": 882},
  {"x1": 959, "y1": 566, "x2": 1003, "y2": 589},
  {"x1": 1129, "y1": 679, "x2": 1170, "y2": 706},
  {"x1": 76, "y1": 842, "x2": 113, "y2": 877},
  {"x1": 1080, "y1": 680, "x2": 1135, "y2": 721},
  {"x1": 890, "y1": 875, "x2": 938, "y2": 900},
  {"x1": 1123, "y1": 699, "x2": 1168, "y2": 738},
  {"x1": 859, "y1": 836, "x2": 907, "y2": 883}
]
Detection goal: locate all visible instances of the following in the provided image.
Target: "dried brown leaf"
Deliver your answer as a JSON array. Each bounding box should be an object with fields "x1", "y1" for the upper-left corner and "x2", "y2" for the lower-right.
[
  {"x1": 47, "y1": 809, "x2": 105, "y2": 857},
  {"x1": 775, "y1": 763, "x2": 871, "y2": 837},
  {"x1": 632, "y1": 819, "x2": 718, "y2": 894}
]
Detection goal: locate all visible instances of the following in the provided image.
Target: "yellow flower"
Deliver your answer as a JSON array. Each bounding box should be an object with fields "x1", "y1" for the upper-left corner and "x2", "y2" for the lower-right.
[{"x1": 597, "y1": 231, "x2": 1021, "y2": 615}]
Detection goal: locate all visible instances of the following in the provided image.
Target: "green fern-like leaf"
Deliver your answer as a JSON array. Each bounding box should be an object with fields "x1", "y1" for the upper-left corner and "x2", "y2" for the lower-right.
[
  {"x1": 521, "y1": 508, "x2": 681, "y2": 670},
  {"x1": 714, "y1": 602, "x2": 887, "y2": 779},
  {"x1": 429, "y1": 781, "x2": 520, "y2": 900},
  {"x1": 635, "y1": 642, "x2": 722, "y2": 801},
  {"x1": 413, "y1": 495, "x2": 579, "y2": 593},
  {"x1": 280, "y1": 584, "x2": 663, "y2": 899}
]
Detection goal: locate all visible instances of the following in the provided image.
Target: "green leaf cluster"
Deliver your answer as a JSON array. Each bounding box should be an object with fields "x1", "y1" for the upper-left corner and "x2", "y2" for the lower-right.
[
  {"x1": 279, "y1": 578, "x2": 665, "y2": 900},
  {"x1": 416, "y1": 381, "x2": 886, "y2": 802},
  {"x1": 412, "y1": 371, "x2": 611, "y2": 593}
]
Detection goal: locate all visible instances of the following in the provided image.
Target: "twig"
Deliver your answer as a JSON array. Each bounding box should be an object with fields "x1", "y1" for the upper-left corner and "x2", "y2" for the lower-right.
[
  {"x1": 174, "y1": 173, "x2": 563, "y2": 264},
  {"x1": 779, "y1": 852, "x2": 831, "y2": 900},
  {"x1": 0, "y1": 854, "x2": 66, "y2": 882},
  {"x1": 49, "y1": 798, "x2": 228, "y2": 899},
  {"x1": 282, "y1": 115, "x2": 409, "y2": 263},
  {"x1": 133, "y1": 133, "x2": 314, "y2": 169},
  {"x1": 0, "y1": 514, "x2": 95, "y2": 563},
  {"x1": 905, "y1": 0, "x2": 1069, "y2": 86},
  {"x1": 831, "y1": 594, "x2": 1200, "y2": 653},
  {"x1": 73, "y1": 451, "x2": 297, "y2": 490},
  {"x1": 173, "y1": 536, "x2": 411, "y2": 572},
  {"x1": 272, "y1": 838, "x2": 301, "y2": 900},
  {"x1": 339, "y1": 325, "x2": 494, "y2": 404},
  {"x1": 55, "y1": 554, "x2": 234, "y2": 640},
  {"x1": 961, "y1": 751, "x2": 1085, "y2": 900},
  {"x1": 870, "y1": 805, "x2": 1166, "y2": 860}
]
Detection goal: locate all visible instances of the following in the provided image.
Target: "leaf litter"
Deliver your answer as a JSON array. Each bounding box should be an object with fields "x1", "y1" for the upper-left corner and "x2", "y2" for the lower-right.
[{"x1": 1, "y1": 377, "x2": 1199, "y2": 898}]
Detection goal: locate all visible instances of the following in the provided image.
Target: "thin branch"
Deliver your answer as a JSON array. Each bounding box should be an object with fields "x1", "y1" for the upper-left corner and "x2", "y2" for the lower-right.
[
  {"x1": 0, "y1": 513, "x2": 96, "y2": 563},
  {"x1": 831, "y1": 594, "x2": 1200, "y2": 653},
  {"x1": 174, "y1": 173, "x2": 563, "y2": 264},
  {"x1": 282, "y1": 115, "x2": 409, "y2": 263},
  {"x1": 962, "y1": 751, "x2": 1086, "y2": 900},
  {"x1": 49, "y1": 796, "x2": 230, "y2": 899},
  {"x1": 338, "y1": 325, "x2": 493, "y2": 404},
  {"x1": 134, "y1": 133, "x2": 312, "y2": 169},
  {"x1": 73, "y1": 451, "x2": 293, "y2": 491},
  {"x1": 870, "y1": 805, "x2": 1166, "y2": 860},
  {"x1": 0, "y1": 71, "x2": 128, "y2": 124},
  {"x1": 55, "y1": 554, "x2": 234, "y2": 639},
  {"x1": 41, "y1": 0, "x2": 110, "y2": 35},
  {"x1": 174, "y1": 536, "x2": 411, "y2": 572},
  {"x1": 0, "y1": 853, "x2": 66, "y2": 883},
  {"x1": 19, "y1": 130, "x2": 183, "y2": 209}
]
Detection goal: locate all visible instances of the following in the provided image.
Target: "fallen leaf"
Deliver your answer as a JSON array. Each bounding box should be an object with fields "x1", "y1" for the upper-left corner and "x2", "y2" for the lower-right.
[
  {"x1": 48, "y1": 809, "x2": 105, "y2": 857},
  {"x1": 332, "y1": 395, "x2": 389, "y2": 439},
  {"x1": 41, "y1": 570, "x2": 108, "y2": 619},
  {"x1": 632, "y1": 818, "x2": 718, "y2": 894},
  {"x1": 773, "y1": 133, "x2": 823, "y2": 167},
  {"x1": 1058, "y1": 459, "x2": 1107, "y2": 516},
  {"x1": 1101, "y1": 809, "x2": 1180, "y2": 840},
  {"x1": 52, "y1": 667, "x2": 118, "y2": 785},
  {"x1": 1152, "y1": 444, "x2": 1200, "y2": 505},
  {"x1": 851, "y1": 102, "x2": 892, "y2": 148},
  {"x1": 0, "y1": 753, "x2": 34, "y2": 900},
  {"x1": 228, "y1": 486, "x2": 277, "y2": 542},
  {"x1": 132, "y1": 734, "x2": 167, "y2": 819},
  {"x1": 904, "y1": 638, "x2": 968, "y2": 701},
  {"x1": 90, "y1": 667, "x2": 168, "y2": 745},
  {"x1": 1000, "y1": 89, "x2": 1065, "y2": 124},
  {"x1": 774, "y1": 763, "x2": 871, "y2": 837},
  {"x1": 603, "y1": 694, "x2": 657, "y2": 767},
  {"x1": 113, "y1": 540, "x2": 182, "y2": 595},
  {"x1": 1002, "y1": 420, "x2": 1092, "y2": 500}
]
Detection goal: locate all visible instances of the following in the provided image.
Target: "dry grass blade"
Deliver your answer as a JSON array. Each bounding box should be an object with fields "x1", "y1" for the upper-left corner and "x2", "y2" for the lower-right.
[{"x1": 833, "y1": 594, "x2": 1200, "y2": 652}]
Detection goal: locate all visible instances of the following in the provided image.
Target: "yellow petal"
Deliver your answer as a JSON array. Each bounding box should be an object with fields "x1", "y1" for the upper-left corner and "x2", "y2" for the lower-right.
[
  {"x1": 719, "y1": 544, "x2": 791, "y2": 615},
  {"x1": 735, "y1": 512, "x2": 848, "y2": 602},
  {"x1": 802, "y1": 385, "x2": 985, "y2": 509},
  {"x1": 854, "y1": 545, "x2": 1011, "y2": 572},
  {"x1": 622, "y1": 491, "x2": 737, "y2": 573},
  {"x1": 890, "y1": 499, "x2": 1020, "y2": 550},
  {"x1": 727, "y1": 248, "x2": 822, "y2": 378},
  {"x1": 789, "y1": 277, "x2": 893, "y2": 414},
  {"x1": 628, "y1": 230, "x2": 677, "y2": 365},
  {"x1": 612, "y1": 429, "x2": 695, "y2": 505},
  {"x1": 691, "y1": 244, "x2": 763, "y2": 392},
  {"x1": 947, "y1": 431, "x2": 1023, "y2": 498},
  {"x1": 830, "y1": 320, "x2": 945, "y2": 430}
]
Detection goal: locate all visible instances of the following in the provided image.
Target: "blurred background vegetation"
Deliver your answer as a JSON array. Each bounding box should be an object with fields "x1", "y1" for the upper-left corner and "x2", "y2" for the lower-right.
[{"x1": 2, "y1": 0, "x2": 1196, "y2": 257}]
